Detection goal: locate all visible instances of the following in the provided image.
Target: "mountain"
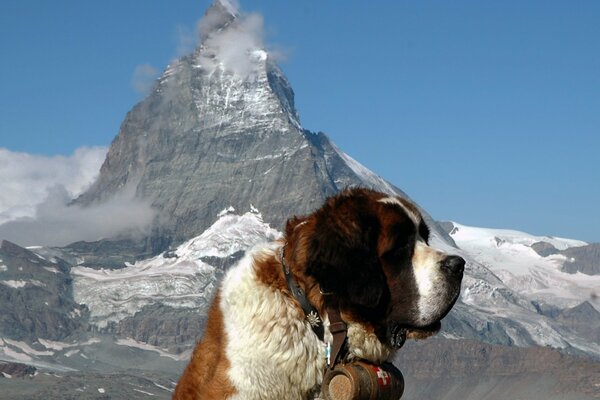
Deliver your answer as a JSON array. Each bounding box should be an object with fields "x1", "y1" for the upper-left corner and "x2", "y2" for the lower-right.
[
  {"x1": 64, "y1": 215, "x2": 600, "y2": 360},
  {"x1": 74, "y1": 0, "x2": 430, "y2": 254},
  {"x1": 438, "y1": 222, "x2": 600, "y2": 359},
  {"x1": 396, "y1": 338, "x2": 600, "y2": 400},
  {"x1": 443, "y1": 222, "x2": 598, "y2": 311}
]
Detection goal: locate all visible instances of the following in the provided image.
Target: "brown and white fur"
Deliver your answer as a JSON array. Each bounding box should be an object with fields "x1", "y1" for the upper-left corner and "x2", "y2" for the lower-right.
[{"x1": 174, "y1": 188, "x2": 464, "y2": 399}]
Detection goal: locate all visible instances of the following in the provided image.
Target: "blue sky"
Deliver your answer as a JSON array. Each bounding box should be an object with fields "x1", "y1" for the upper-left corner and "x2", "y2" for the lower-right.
[{"x1": 1, "y1": 0, "x2": 599, "y2": 242}]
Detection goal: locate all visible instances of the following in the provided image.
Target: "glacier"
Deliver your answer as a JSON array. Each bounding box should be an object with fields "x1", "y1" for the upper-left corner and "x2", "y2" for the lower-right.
[
  {"x1": 450, "y1": 222, "x2": 598, "y2": 310},
  {"x1": 71, "y1": 208, "x2": 280, "y2": 329}
]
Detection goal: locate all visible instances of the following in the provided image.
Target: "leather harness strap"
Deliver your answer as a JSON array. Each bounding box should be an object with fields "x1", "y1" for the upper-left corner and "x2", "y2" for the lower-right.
[
  {"x1": 280, "y1": 246, "x2": 325, "y2": 341},
  {"x1": 279, "y1": 244, "x2": 348, "y2": 369},
  {"x1": 324, "y1": 297, "x2": 347, "y2": 369}
]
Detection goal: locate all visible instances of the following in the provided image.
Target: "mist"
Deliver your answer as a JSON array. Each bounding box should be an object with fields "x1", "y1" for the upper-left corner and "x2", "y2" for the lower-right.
[
  {"x1": 132, "y1": 64, "x2": 159, "y2": 97},
  {"x1": 0, "y1": 147, "x2": 155, "y2": 247},
  {"x1": 0, "y1": 146, "x2": 106, "y2": 224},
  {"x1": 0, "y1": 184, "x2": 155, "y2": 247}
]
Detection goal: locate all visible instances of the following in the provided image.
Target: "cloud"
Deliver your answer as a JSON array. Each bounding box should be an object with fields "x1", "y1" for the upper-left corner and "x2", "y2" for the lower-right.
[
  {"x1": 132, "y1": 63, "x2": 159, "y2": 96},
  {"x1": 0, "y1": 185, "x2": 155, "y2": 247},
  {"x1": 0, "y1": 146, "x2": 107, "y2": 224},
  {"x1": 150, "y1": 0, "x2": 288, "y2": 86},
  {"x1": 199, "y1": 12, "x2": 265, "y2": 79},
  {"x1": 0, "y1": 147, "x2": 156, "y2": 247},
  {"x1": 196, "y1": 2, "x2": 286, "y2": 80},
  {"x1": 206, "y1": 12, "x2": 266, "y2": 78}
]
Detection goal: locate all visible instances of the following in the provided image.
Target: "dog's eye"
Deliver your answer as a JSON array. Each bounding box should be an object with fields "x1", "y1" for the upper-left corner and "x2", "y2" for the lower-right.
[{"x1": 383, "y1": 236, "x2": 415, "y2": 262}]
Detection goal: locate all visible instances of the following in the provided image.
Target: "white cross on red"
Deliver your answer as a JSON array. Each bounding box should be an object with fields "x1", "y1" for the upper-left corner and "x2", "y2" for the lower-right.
[{"x1": 374, "y1": 367, "x2": 390, "y2": 386}]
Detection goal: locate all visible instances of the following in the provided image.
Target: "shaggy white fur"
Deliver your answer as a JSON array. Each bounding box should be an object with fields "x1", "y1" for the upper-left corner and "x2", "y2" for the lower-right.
[
  {"x1": 221, "y1": 245, "x2": 326, "y2": 399},
  {"x1": 219, "y1": 244, "x2": 395, "y2": 399}
]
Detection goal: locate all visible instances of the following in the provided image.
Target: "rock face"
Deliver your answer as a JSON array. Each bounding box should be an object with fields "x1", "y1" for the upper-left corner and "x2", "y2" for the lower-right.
[
  {"x1": 530, "y1": 240, "x2": 600, "y2": 276},
  {"x1": 531, "y1": 241, "x2": 560, "y2": 257},
  {"x1": 114, "y1": 304, "x2": 207, "y2": 352},
  {"x1": 561, "y1": 243, "x2": 600, "y2": 275},
  {"x1": 555, "y1": 301, "x2": 600, "y2": 345},
  {"x1": 0, "y1": 240, "x2": 88, "y2": 341},
  {"x1": 0, "y1": 361, "x2": 36, "y2": 378},
  {"x1": 59, "y1": 238, "x2": 156, "y2": 269},
  {"x1": 74, "y1": 0, "x2": 438, "y2": 252}
]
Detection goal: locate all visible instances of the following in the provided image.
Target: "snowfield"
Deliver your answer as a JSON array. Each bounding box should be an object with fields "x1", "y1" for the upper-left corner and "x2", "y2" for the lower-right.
[{"x1": 449, "y1": 222, "x2": 599, "y2": 310}]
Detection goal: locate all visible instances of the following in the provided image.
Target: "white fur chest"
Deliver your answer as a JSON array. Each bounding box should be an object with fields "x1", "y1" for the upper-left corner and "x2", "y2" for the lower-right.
[{"x1": 220, "y1": 247, "x2": 326, "y2": 399}]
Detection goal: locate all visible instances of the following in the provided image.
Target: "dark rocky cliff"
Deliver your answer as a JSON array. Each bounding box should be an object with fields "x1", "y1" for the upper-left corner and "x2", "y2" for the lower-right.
[{"x1": 0, "y1": 240, "x2": 88, "y2": 341}]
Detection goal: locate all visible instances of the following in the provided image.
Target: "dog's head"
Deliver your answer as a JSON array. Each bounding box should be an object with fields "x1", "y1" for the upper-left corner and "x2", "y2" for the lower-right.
[{"x1": 286, "y1": 188, "x2": 464, "y2": 348}]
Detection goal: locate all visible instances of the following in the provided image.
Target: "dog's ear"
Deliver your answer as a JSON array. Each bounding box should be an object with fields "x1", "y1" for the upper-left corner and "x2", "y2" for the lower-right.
[
  {"x1": 285, "y1": 216, "x2": 308, "y2": 237},
  {"x1": 305, "y1": 194, "x2": 387, "y2": 308}
]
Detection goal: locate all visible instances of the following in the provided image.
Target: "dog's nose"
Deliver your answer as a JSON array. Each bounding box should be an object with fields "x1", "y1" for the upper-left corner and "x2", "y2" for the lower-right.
[{"x1": 441, "y1": 255, "x2": 465, "y2": 275}]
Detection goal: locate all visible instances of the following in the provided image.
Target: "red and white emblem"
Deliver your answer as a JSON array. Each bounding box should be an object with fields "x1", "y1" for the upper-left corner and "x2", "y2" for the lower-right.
[{"x1": 373, "y1": 366, "x2": 390, "y2": 386}]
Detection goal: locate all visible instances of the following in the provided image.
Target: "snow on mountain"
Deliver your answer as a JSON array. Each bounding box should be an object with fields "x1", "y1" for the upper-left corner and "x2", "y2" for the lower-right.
[
  {"x1": 331, "y1": 143, "x2": 397, "y2": 196},
  {"x1": 176, "y1": 207, "x2": 281, "y2": 259},
  {"x1": 0, "y1": 336, "x2": 86, "y2": 372},
  {"x1": 435, "y1": 222, "x2": 600, "y2": 358},
  {"x1": 180, "y1": 1, "x2": 302, "y2": 134},
  {"x1": 71, "y1": 257, "x2": 215, "y2": 329},
  {"x1": 449, "y1": 222, "x2": 598, "y2": 310},
  {"x1": 450, "y1": 222, "x2": 586, "y2": 253},
  {"x1": 72, "y1": 208, "x2": 280, "y2": 329}
]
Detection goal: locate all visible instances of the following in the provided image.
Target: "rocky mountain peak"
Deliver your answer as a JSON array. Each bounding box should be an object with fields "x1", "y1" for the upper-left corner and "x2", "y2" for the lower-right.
[
  {"x1": 199, "y1": 0, "x2": 240, "y2": 40},
  {"x1": 74, "y1": 1, "x2": 445, "y2": 253}
]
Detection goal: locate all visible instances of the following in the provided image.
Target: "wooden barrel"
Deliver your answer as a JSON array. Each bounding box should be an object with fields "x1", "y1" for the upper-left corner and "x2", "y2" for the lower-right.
[{"x1": 322, "y1": 361, "x2": 404, "y2": 400}]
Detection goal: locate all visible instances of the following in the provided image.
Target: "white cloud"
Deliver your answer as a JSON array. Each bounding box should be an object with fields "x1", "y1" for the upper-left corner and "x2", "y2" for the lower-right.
[
  {"x1": 196, "y1": 2, "x2": 288, "y2": 80},
  {"x1": 155, "y1": 0, "x2": 287, "y2": 84},
  {"x1": 199, "y1": 12, "x2": 267, "y2": 79},
  {"x1": 0, "y1": 146, "x2": 106, "y2": 224},
  {"x1": 0, "y1": 147, "x2": 156, "y2": 247},
  {"x1": 0, "y1": 184, "x2": 155, "y2": 247},
  {"x1": 132, "y1": 64, "x2": 159, "y2": 96}
]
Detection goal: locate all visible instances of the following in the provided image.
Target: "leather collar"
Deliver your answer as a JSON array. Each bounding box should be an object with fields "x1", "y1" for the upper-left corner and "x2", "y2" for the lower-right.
[
  {"x1": 279, "y1": 244, "x2": 349, "y2": 369},
  {"x1": 280, "y1": 245, "x2": 325, "y2": 341}
]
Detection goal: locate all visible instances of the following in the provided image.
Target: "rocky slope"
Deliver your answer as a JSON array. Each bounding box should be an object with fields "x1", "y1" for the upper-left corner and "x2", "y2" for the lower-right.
[
  {"x1": 561, "y1": 243, "x2": 600, "y2": 275},
  {"x1": 0, "y1": 240, "x2": 88, "y2": 342},
  {"x1": 397, "y1": 339, "x2": 600, "y2": 400}
]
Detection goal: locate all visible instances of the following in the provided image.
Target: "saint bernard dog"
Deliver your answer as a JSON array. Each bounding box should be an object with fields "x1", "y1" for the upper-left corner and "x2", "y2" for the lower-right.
[{"x1": 174, "y1": 188, "x2": 464, "y2": 399}]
